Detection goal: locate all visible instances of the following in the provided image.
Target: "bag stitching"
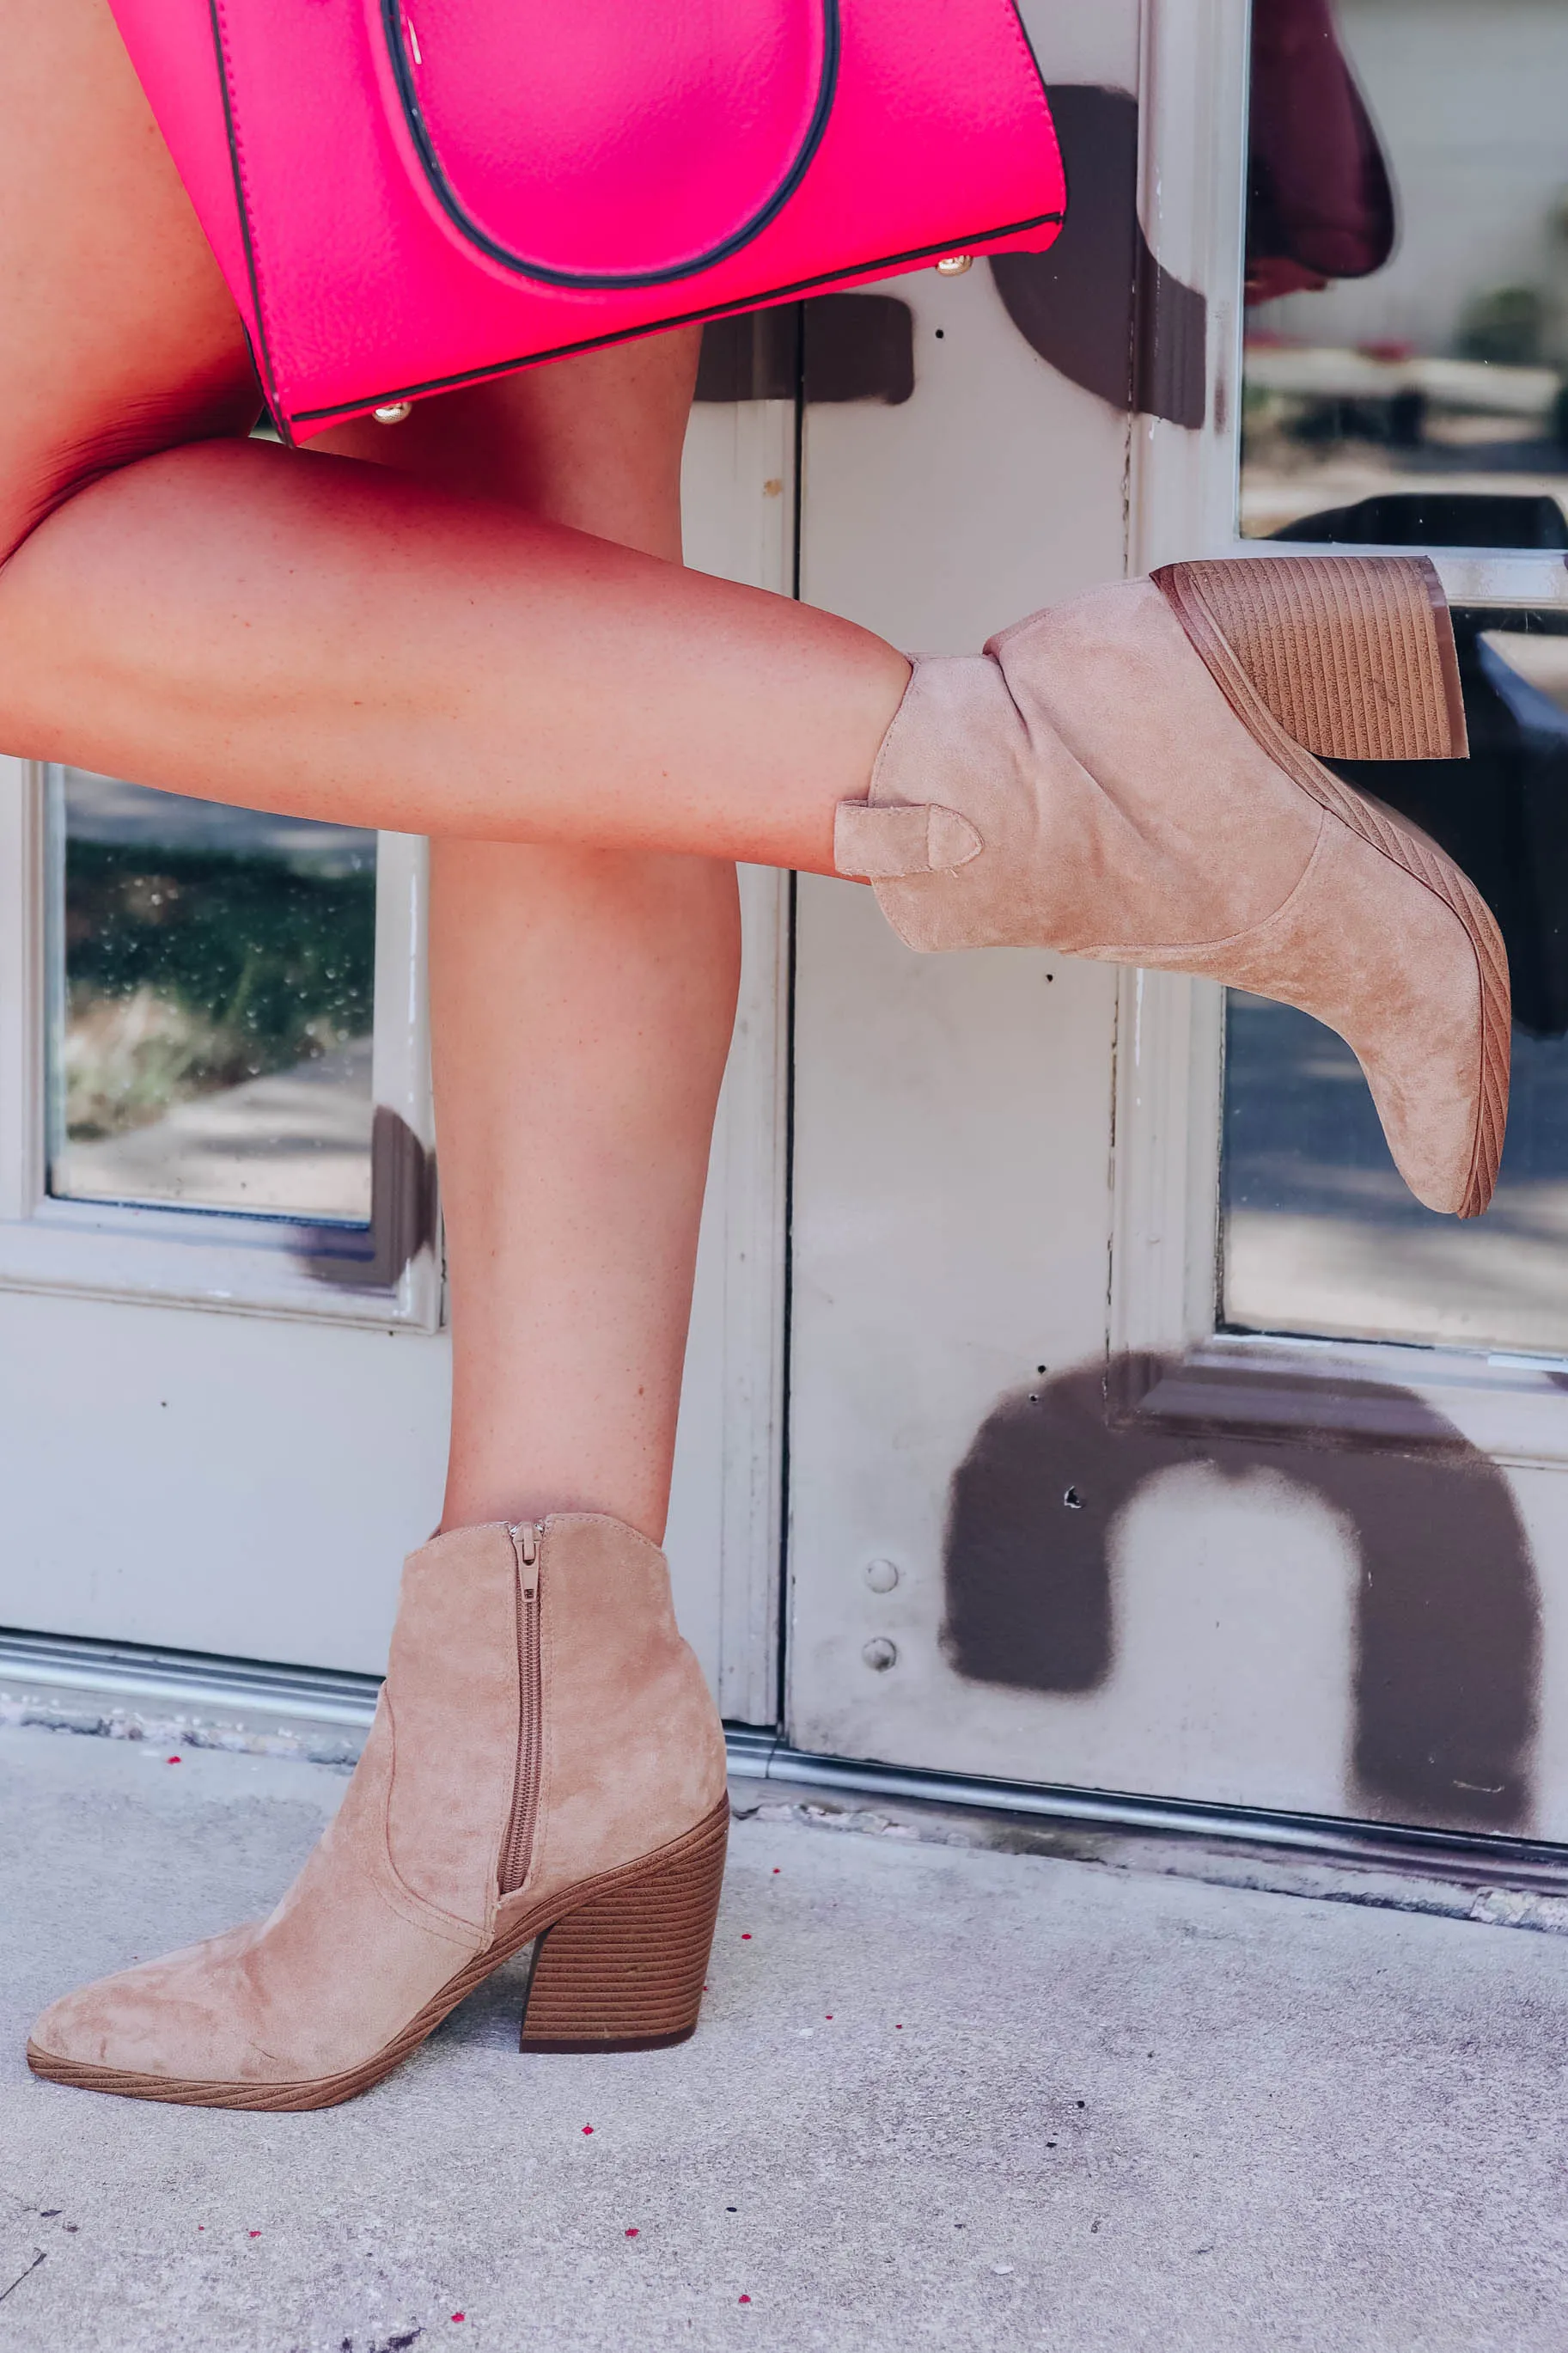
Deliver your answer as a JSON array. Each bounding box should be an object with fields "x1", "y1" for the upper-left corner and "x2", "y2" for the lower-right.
[
  {"x1": 287, "y1": 209, "x2": 1065, "y2": 426},
  {"x1": 208, "y1": 0, "x2": 286, "y2": 430}
]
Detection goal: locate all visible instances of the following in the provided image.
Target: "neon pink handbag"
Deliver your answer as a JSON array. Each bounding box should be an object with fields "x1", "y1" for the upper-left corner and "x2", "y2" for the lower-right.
[{"x1": 109, "y1": 0, "x2": 1066, "y2": 443}]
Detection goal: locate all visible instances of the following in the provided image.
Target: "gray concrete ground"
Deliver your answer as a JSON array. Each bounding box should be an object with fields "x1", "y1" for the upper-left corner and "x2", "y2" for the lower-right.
[{"x1": 2, "y1": 1722, "x2": 1566, "y2": 2353}]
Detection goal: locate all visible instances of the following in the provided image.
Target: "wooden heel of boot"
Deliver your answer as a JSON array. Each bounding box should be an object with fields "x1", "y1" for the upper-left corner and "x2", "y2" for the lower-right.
[
  {"x1": 519, "y1": 1799, "x2": 729, "y2": 2054},
  {"x1": 1153, "y1": 553, "x2": 1468, "y2": 764}
]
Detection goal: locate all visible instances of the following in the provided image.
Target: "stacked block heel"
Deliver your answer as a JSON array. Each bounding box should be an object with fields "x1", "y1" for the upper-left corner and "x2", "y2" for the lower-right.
[
  {"x1": 519, "y1": 1796, "x2": 729, "y2": 2053},
  {"x1": 1152, "y1": 553, "x2": 1468, "y2": 762}
]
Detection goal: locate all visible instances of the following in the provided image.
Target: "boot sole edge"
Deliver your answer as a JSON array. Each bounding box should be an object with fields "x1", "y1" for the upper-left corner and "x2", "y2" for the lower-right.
[{"x1": 25, "y1": 1794, "x2": 729, "y2": 2112}]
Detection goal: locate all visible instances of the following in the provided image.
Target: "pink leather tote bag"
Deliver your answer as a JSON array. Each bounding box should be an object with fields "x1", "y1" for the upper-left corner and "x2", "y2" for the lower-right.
[{"x1": 109, "y1": 0, "x2": 1066, "y2": 443}]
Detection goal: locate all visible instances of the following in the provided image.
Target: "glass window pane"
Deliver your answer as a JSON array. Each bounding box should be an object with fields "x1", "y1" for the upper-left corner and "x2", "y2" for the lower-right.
[
  {"x1": 1224, "y1": 1000, "x2": 1568, "y2": 1353},
  {"x1": 1242, "y1": 0, "x2": 1568, "y2": 546},
  {"x1": 47, "y1": 768, "x2": 377, "y2": 1224},
  {"x1": 1222, "y1": 607, "x2": 1568, "y2": 1354}
]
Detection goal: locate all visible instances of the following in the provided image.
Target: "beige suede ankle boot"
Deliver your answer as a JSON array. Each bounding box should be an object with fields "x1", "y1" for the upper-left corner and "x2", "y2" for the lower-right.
[
  {"x1": 27, "y1": 1513, "x2": 729, "y2": 2110},
  {"x1": 835, "y1": 553, "x2": 1508, "y2": 1218}
]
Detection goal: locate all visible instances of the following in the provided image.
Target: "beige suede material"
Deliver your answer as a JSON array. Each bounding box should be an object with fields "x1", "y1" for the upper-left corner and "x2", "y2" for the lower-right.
[
  {"x1": 383, "y1": 1522, "x2": 521, "y2": 1934},
  {"x1": 1154, "y1": 818, "x2": 1482, "y2": 1211},
  {"x1": 29, "y1": 1696, "x2": 475, "y2": 2084},
  {"x1": 516, "y1": 1513, "x2": 727, "y2": 1918},
  {"x1": 30, "y1": 1514, "x2": 726, "y2": 2093},
  {"x1": 833, "y1": 798, "x2": 982, "y2": 880},
  {"x1": 844, "y1": 583, "x2": 1322, "y2": 953},
  {"x1": 835, "y1": 576, "x2": 1494, "y2": 1216}
]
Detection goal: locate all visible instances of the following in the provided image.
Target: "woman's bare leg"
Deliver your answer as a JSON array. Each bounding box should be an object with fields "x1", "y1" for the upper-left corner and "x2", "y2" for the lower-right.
[
  {"x1": 0, "y1": 435, "x2": 906, "y2": 869},
  {"x1": 0, "y1": 0, "x2": 262, "y2": 544},
  {"x1": 0, "y1": 0, "x2": 906, "y2": 874},
  {"x1": 430, "y1": 838, "x2": 737, "y2": 1538},
  {"x1": 318, "y1": 345, "x2": 739, "y2": 1539}
]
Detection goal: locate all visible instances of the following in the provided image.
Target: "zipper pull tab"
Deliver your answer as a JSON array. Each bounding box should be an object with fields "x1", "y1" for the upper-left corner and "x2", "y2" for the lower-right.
[{"x1": 511, "y1": 1519, "x2": 541, "y2": 1586}]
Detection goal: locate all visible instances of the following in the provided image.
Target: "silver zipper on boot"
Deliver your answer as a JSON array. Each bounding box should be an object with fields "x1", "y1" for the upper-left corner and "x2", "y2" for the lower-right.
[{"x1": 499, "y1": 1520, "x2": 544, "y2": 1895}]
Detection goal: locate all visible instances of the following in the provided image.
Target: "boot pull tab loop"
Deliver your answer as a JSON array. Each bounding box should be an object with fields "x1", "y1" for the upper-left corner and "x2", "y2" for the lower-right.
[{"x1": 833, "y1": 799, "x2": 983, "y2": 881}]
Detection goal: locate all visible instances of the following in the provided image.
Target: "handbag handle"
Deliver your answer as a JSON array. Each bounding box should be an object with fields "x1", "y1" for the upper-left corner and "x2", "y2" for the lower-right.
[{"x1": 380, "y1": 0, "x2": 842, "y2": 289}]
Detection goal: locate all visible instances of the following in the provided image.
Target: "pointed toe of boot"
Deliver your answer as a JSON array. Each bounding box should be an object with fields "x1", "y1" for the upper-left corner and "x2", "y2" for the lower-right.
[
  {"x1": 1214, "y1": 798, "x2": 1505, "y2": 1218},
  {"x1": 836, "y1": 553, "x2": 1509, "y2": 1217},
  {"x1": 27, "y1": 1924, "x2": 272, "y2": 2095}
]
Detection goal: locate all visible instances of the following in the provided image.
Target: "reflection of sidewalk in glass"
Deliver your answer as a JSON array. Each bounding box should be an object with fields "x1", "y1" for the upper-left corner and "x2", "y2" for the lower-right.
[
  {"x1": 1480, "y1": 631, "x2": 1568, "y2": 715},
  {"x1": 1225, "y1": 987, "x2": 1568, "y2": 1356},
  {"x1": 1228, "y1": 1195, "x2": 1568, "y2": 1354},
  {"x1": 55, "y1": 1037, "x2": 374, "y2": 1223}
]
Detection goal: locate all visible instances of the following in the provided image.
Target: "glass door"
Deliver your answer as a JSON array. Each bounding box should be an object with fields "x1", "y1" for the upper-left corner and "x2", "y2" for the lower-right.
[
  {"x1": 1229, "y1": 0, "x2": 1568, "y2": 1360},
  {"x1": 787, "y1": 0, "x2": 1568, "y2": 1842}
]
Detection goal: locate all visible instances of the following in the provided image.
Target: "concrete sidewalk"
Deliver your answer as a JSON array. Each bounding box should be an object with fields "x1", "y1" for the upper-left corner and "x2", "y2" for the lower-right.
[{"x1": 1, "y1": 1721, "x2": 1565, "y2": 2353}]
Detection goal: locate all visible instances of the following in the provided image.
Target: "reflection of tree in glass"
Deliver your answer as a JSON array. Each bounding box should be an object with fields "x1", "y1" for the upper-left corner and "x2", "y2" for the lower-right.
[
  {"x1": 63, "y1": 843, "x2": 375, "y2": 1142},
  {"x1": 1458, "y1": 285, "x2": 1547, "y2": 371}
]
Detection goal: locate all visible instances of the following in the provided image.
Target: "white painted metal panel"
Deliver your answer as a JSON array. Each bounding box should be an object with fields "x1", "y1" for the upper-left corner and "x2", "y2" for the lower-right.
[{"x1": 788, "y1": 124, "x2": 1136, "y2": 1763}]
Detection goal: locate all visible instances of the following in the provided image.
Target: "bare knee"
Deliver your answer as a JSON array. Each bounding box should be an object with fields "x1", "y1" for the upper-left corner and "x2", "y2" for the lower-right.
[
  {"x1": 0, "y1": 365, "x2": 259, "y2": 570},
  {"x1": 0, "y1": 0, "x2": 261, "y2": 561}
]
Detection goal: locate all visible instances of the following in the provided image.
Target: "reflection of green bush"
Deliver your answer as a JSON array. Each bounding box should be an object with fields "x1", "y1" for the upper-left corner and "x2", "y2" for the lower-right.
[
  {"x1": 64, "y1": 844, "x2": 375, "y2": 1139},
  {"x1": 1458, "y1": 285, "x2": 1546, "y2": 369}
]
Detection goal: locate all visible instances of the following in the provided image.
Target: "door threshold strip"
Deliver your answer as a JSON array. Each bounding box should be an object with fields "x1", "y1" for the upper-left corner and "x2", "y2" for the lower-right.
[{"x1": 5, "y1": 1627, "x2": 1568, "y2": 1920}]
